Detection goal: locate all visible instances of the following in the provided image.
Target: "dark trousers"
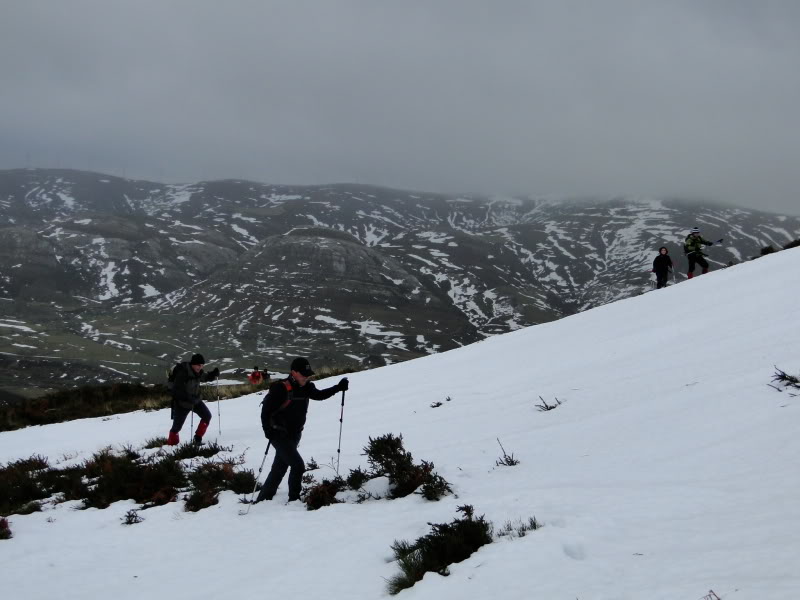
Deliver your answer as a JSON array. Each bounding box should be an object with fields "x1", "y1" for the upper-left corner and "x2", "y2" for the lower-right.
[
  {"x1": 687, "y1": 253, "x2": 709, "y2": 275},
  {"x1": 257, "y1": 435, "x2": 304, "y2": 502},
  {"x1": 654, "y1": 270, "x2": 670, "y2": 289},
  {"x1": 170, "y1": 401, "x2": 212, "y2": 433}
]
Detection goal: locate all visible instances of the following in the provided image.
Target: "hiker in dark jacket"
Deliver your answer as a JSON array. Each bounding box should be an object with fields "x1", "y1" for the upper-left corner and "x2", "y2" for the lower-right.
[
  {"x1": 167, "y1": 353, "x2": 220, "y2": 446},
  {"x1": 684, "y1": 227, "x2": 715, "y2": 279},
  {"x1": 651, "y1": 246, "x2": 674, "y2": 289},
  {"x1": 255, "y1": 357, "x2": 349, "y2": 503}
]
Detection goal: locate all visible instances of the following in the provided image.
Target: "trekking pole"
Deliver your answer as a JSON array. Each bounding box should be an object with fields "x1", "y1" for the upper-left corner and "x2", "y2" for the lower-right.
[
  {"x1": 336, "y1": 389, "x2": 346, "y2": 476},
  {"x1": 243, "y1": 442, "x2": 271, "y2": 515},
  {"x1": 216, "y1": 377, "x2": 221, "y2": 436}
]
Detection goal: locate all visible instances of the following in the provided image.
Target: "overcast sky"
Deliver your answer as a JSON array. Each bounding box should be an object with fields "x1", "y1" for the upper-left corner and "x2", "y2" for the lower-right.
[{"x1": 1, "y1": 1, "x2": 798, "y2": 214}]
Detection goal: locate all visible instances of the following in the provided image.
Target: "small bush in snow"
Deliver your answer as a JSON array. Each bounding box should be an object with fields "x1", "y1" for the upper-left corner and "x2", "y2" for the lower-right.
[
  {"x1": 18, "y1": 501, "x2": 42, "y2": 515},
  {"x1": 345, "y1": 466, "x2": 370, "y2": 491},
  {"x1": 171, "y1": 441, "x2": 231, "y2": 461},
  {"x1": 535, "y1": 395, "x2": 563, "y2": 412},
  {"x1": 121, "y1": 509, "x2": 144, "y2": 525},
  {"x1": 363, "y1": 433, "x2": 452, "y2": 500},
  {"x1": 82, "y1": 447, "x2": 187, "y2": 509},
  {"x1": 495, "y1": 516, "x2": 542, "y2": 539},
  {"x1": 303, "y1": 476, "x2": 347, "y2": 511},
  {"x1": 387, "y1": 505, "x2": 493, "y2": 595},
  {"x1": 772, "y1": 367, "x2": 800, "y2": 394},
  {"x1": 0, "y1": 454, "x2": 65, "y2": 516},
  {"x1": 185, "y1": 459, "x2": 257, "y2": 511},
  {"x1": 305, "y1": 457, "x2": 319, "y2": 471},
  {"x1": 144, "y1": 437, "x2": 167, "y2": 449},
  {"x1": 184, "y1": 488, "x2": 219, "y2": 511},
  {"x1": 495, "y1": 438, "x2": 520, "y2": 467},
  {"x1": 0, "y1": 517, "x2": 11, "y2": 540},
  {"x1": 2, "y1": 442, "x2": 255, "y2": 515},
  {"x1": 420, "y1": 471, "x2": 452, "y2": 501}
]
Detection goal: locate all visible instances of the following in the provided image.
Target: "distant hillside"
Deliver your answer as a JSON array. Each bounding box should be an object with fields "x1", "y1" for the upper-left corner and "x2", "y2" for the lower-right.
[{"x1": 1, "y1": 168, "x2": 798, "y2": 396}]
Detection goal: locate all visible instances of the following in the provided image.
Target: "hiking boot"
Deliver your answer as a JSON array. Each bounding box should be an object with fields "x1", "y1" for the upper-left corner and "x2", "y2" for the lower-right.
[{"x1": 193, "y1": 434, "x2": 204, "y2": 445}]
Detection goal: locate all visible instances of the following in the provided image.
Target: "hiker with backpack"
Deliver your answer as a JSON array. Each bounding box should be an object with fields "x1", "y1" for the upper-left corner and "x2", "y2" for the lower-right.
[
  {"x1": 167, "y1": 353, "x2": 220, "y2": 445},
  {"x1": 684, "y1": 227, "x2": 718, "y2": 279},
  {"x1": 255, "y1": 357, "x2": 349, "y2": 503},
  {"x1": 651, "y1": 246, "x2": 674, "y2": 289}
]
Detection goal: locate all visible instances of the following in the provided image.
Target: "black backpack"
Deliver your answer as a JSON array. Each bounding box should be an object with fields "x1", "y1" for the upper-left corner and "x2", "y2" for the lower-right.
[{"x1": 166, "y1": 362, "x2": 186, "y2": 393}]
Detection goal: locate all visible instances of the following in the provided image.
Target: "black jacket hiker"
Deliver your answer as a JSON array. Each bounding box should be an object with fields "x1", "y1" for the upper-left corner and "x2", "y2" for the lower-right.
[
  {"x1": 651, "y1": 247, "x2": 674, "y2": 289},
  {"x1": 167, "y1": 353, "x2": 219, "y2": 446},
  {"x1": 256, "y1": 357, "x2": 348, "y2": 503}
]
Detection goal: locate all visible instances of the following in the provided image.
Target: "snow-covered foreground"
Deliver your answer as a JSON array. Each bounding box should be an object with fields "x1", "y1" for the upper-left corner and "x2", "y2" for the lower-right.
[{"x1": 2, "y1": 249, "x2": 799, "y2": 600}]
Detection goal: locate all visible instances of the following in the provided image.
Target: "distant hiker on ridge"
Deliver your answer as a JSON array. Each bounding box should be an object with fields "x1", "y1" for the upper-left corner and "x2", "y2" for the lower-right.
[
  {"x1": 683, "y1": 227, "x2": 715, "y2": 279},
  {"x1": 256, "y1": 357, "x2": 349, "y2": 503},
  {"x1": 167, "y1": 353, "x2": 220, "y2": 445},
  {"x1": 651, "y1": 246, "x2": 674, "y2": 289},
  {"x1": 248, "y1": 366, "x2": 265, "y2": 386}
]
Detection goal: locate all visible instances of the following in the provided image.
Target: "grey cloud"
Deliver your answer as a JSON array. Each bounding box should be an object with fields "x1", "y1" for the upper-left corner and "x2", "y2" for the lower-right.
[{"x1": 1, "y1": 0, "x2": 799, "y2": 214}]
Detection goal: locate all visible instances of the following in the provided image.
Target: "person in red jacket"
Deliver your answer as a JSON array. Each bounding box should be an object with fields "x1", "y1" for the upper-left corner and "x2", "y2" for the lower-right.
[{"x1": 248, "y1": 366, "x2": 264, "y2": 386}]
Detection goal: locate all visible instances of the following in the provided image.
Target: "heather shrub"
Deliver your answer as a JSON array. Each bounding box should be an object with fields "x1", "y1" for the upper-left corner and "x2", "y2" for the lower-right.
[
  {"x1": 0, "y1": 455, "x2": 61, "y2": 515},
  {"x1": 495, "y1": 438, "x2": 520, "y2": 467},
  {"x1": 363, "y1": 433, "x2": 451, "y2": 500},
  {"x1": 82, "y1": 447, "x2": 186, "y2": 509},
  {"x1": 171, "y1": 441, "x2": 230, "y2": 461},
  {"x1": 495, "y1": 516, "x2": 541, "y2": 539},
  {"x1": 535, "y1": 396, "x2": 563, "y2": 411},
  {"x1": 185, "y1": 459, "x2": 256, "y2": 511},
  {"x1": 771, "y1": 367, "x2": 800, "y2": 395},
  {"x1": 0, "y1": 383, "x2": 171, "y2": 432},
  {"x1": 387, "y1": 505, "x2": 493, "y2": 595},
  {"x1": 420, "y1": 471, "x2": 452, "y2": 501},
  {"x1": 0, "y1": 439, "x2": 256, "y2": 518},
  {"x1": 303, "y1": 476, "x2": 347, "y2": 511},
  {"x1": 144, "y1": 437, "x2": 167, "y2": 449},
  {"x1": 345, "y1": 466, "x2": 370, "y2": 490},
  {"x1": 122, "y1": 509, "x2": 144, "y2": 525}
]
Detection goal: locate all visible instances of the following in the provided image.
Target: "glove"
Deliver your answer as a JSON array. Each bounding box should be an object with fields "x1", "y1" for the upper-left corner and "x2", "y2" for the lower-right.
[
  {"x1": 210, "y1": 367, "x2": 220, "y2": 380},
  {"x1": 338, "y1": 378, "x2": 349, "y2": 392}
]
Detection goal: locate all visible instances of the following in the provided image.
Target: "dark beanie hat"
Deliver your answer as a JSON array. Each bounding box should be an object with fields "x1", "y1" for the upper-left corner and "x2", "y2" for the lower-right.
[
  {"x1": 190, "y1": 353, "x2": 206, "y2": 365},
  {"x1": 290, "y1": 357, "x2": 314, "y2": 376}
]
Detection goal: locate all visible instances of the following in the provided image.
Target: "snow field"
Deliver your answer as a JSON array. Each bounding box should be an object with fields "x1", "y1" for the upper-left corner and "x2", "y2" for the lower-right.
[{"x1": 1, "y1": 248, "x2": 799, "y2": 599}]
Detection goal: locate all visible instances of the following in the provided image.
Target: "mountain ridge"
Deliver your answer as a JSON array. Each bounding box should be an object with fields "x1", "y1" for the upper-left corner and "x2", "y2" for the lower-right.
[{"x1": 1, "y1": 168, "x2": 798, "y2": 396}]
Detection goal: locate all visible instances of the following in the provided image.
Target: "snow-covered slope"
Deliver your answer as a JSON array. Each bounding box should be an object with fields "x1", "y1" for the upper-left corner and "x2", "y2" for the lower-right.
[{"x1": 1, "y1": 249, "x2": 799, "y2": 599}]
